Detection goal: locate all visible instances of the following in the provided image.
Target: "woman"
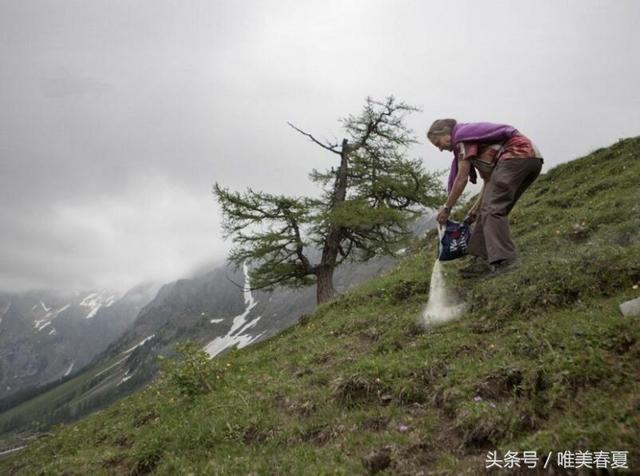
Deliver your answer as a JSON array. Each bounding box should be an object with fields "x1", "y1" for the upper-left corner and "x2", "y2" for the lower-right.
[{"x1": 427, "y1": 119, "x2": 543, "y2": 277}]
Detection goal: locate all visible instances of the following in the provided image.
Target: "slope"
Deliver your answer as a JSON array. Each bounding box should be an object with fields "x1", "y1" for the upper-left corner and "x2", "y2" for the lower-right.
[
  {"x1": 3, "y1": 137, "x2": 639, "y2": 475},
  {"x1": 0, "y1": 228, "x2": 424, "y2": 444}
]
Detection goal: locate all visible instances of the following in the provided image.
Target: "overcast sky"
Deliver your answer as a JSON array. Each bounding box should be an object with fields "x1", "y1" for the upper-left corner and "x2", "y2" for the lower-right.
[{"x1": 1, "y1": 0, "x2": 638, "y2": 293}]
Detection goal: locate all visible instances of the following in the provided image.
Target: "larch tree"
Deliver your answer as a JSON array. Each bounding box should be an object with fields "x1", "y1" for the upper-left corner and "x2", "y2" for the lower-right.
[{"x1": 214, "y1": 96, "x2": 444, "y2": 304}]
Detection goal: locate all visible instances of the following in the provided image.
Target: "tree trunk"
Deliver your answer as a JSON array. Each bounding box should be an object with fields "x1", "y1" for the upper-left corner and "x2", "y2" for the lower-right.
[
  {"x1": 315, "y1": 139, "x2": 350, "y2": 305},
  {"x1": 316, "y1": 267, "x2": 336, "y2": 304}
]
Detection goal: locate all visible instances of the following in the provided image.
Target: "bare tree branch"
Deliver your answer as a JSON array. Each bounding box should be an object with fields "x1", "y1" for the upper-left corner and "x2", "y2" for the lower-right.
[{"x1": 287, "y1": 122, "x2": 341, "y2": 154}]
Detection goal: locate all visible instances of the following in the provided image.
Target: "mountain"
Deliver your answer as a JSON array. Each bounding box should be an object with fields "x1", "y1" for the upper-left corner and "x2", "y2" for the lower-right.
[
  {"x1": 0, "y1": 283, "x2": 160, "y2": 400},
  {"x1": 0, "y1": 215, "x2": 434, "y2": 441},
  {"x1": 3, "y1": 136, "x2": 638, "y2": 474}
]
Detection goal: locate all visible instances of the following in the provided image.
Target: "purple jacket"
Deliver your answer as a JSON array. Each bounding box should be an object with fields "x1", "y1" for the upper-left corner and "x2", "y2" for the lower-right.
[{"x1": 447, "y1": 122, "x2": 518, "y2": 193}]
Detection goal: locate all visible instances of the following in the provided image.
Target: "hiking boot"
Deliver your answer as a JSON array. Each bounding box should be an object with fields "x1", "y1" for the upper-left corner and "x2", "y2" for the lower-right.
[
  {"x1": 489, "y1": 258, "x2": 520, "y2": 276},
  {"x1": 459, "y1": 257, "x2": 491, "y2": 279}
]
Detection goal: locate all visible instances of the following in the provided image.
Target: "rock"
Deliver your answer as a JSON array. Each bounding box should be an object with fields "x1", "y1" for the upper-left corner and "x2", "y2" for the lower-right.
[
  {"x1": 620, "y1": 297, "x2": 640, "y2": 317},
  {"x1": 362, "y1": 446, "x2": 392, "y2": 474}
]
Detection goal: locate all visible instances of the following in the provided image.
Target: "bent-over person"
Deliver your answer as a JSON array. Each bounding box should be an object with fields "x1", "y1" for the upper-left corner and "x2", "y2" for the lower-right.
[{"x1": 427, "y1": 119, "x2": 543, "y2": 277}]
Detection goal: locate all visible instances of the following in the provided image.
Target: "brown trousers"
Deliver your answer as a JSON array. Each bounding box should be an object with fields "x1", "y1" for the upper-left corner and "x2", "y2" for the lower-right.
[{"x1": 468, "y1": 158, "x2": 543, "y2": 264}]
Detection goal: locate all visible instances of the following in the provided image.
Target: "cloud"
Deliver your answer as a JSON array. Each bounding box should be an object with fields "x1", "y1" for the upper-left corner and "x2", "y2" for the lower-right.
[
  {"x1": 39, "y1": 69, "x2": 111, "y2": 98},
  {"x1": 0, "y1": 0, "x2": 638, "y2": 293},
  {"x1": 0, "y1": 174, "x2": 226, "y2": 293}
]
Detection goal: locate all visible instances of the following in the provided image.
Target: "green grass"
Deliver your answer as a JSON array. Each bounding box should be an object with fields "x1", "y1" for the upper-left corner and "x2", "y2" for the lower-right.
[
  {"x1": 3, "y1": 137, "x2": 640, "y2": 475},
  {"x1": 0, "y1": 346, "x2": 137, "y2": 443}
]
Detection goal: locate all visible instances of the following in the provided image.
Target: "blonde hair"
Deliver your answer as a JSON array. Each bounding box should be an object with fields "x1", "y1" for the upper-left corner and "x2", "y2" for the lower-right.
[{"x1": 427, "y1": 118, "x2": 457, "y2": 141}]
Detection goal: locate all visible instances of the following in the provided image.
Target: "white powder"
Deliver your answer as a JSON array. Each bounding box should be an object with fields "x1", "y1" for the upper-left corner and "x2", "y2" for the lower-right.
[{"x1": 421, "y1": 227, "x2": 466, "y2": 326}]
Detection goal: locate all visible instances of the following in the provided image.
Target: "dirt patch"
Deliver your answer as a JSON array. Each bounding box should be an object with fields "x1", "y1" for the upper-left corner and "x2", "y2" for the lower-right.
[
  {"x1": 405, "y1": 320, "x2": 425, "y2": 337},
  {"x1": 362, "y1": 445, "x2": 393, "y2": 475},
  {"x1": 309, "y1": 353, "x2": 331, "y2": 365},
  {"x1": 469, "y1": 317, "x2": 501, "y2": 334},
  {"x1": 358, "y1": 327, "x2": 381, "y2": 342},
  {"x1": 455, "y1": 344, "x2": 478, "y2": 356},
  {"x1": 292, "y1": 366, "x2": 312, "y2": 378},
  {"x1": 273, "y1": 395, "x2": 317, "y2": 418},
  {"x1": 474, "y1": 367, "x2": 524, "y2": 400},
  {"x1": 457, "y1": 413, "x2": 506, "y2": 450},
  {"x1": 130, "y1": 454, "x2": 161, "y2": 476},
  {"x1": 299, "y1": 424, "x2": 341, "y2": 446},
  {"x1": 602, "y1": 333, "x2": 637, "y2": 355},
  {"x1": 358, "y1": 416, "x2": 390, "y2": 432},
  {"x1": 112, "y1": 435, "x2": 132, "y2": 449},
  {"x1": 432, "y1": 386, "x2": 466, "y2": 418},
  {"x1": 101, "y1": 455, "x2": 130, "y2": 473},
  {"x1": 332, "y1": 375, "x2": 390, "y2": 407},
  {"x1": 418, "y1": 361, "x2": 449, "y2": 386},
  {"x1": 393, "y1": 442, "x2": 437, "y2": 472},
  {"x1": 241, "y1": 424, "x2": 275, "y2": 444},
  {"x1": 133, "y1": 410, "x2": 160, "y2": 428}
]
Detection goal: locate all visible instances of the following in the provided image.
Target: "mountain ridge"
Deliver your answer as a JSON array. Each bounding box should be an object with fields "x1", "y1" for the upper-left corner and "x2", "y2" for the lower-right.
[
  {"x1": 0, "y1": 220, "x2": 429, "y2": 442},
  {"x1": 0, "y1": 283, "x2": 160, "y2": 401},
  {"x1": 3, "y1": 137, "x2": 639, "y2": 474}
]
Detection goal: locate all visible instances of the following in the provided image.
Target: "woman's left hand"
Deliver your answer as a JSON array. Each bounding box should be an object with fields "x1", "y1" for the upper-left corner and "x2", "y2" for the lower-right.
[{"x1": 437, "y1": 206, "x2": 450, "y2": 225}]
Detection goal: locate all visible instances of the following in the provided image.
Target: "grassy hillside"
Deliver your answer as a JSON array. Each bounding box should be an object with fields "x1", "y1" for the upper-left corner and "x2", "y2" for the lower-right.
[
  {"x1": 0, "y1": 346, "x2": 151, "y2": 444},
  {"x1": 3, "y1": 138, "x2": 639, "y2": 475}
]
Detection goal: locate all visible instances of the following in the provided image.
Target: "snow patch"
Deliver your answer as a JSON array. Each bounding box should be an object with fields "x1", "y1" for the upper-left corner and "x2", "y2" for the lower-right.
[
  {"x1": 49, "y1": 328, "x2": 56, "y2": 336},
  {"x1": 204, "y1": 262, "x2": 265, "y2": 358},
  {"x1": 64, "y1": 361, "x2": 75, "y2": 377},
  {"x1": 118, "y1": 370, "x2": 133, "y2": 386},
  {"x1": 0, "y1": 445, "x2": 26, "y2": 457},
  {"x1": 80, "y1": 292, "x2": 117, "y2": 319},
  {"x1": 122, "y1": 334, "x2": 155, "y2": 354},
  {"x1": 33, "y1": 304, "x2": 69, "y2": 332},
  {"x1": 80, "y1": 293, "x2": 98, "y2": 305},
  {"x1": 40, "y1": 301, "x2": 51, "y2": 312},
  {"x1": 45, "y1": 304, "x2": 70, "y2": 319},
  {"x1": 80, "y1": 293, "x2": 101, "y2": 318},
  {"x1": 85, "y1": 304, "x2": 102, "y2": 319},
  {"x1": 34, "y1": 320, "x2": 52, "y2": 331},
  {"x1": 94, "y1": 355, "x2": 129, "y2": 377},
  {"x1": 210, "y1": 318, "x2": 224, "y2": 324}
]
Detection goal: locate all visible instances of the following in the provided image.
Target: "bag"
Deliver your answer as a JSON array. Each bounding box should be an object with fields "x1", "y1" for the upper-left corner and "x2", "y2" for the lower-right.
[{"x1": 438, "y1": 220, "x2": 471, "y2": 261}]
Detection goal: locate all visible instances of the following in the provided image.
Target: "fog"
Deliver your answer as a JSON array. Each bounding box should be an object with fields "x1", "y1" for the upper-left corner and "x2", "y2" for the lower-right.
[{"x1": 1, "y1": 0, "x2": 638, "y2": 292}]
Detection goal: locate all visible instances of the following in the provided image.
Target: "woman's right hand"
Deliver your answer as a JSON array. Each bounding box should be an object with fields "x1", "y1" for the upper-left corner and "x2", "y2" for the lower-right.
[{"x1": 436, "y1": 206, "x2": 450, "y2": 225}]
